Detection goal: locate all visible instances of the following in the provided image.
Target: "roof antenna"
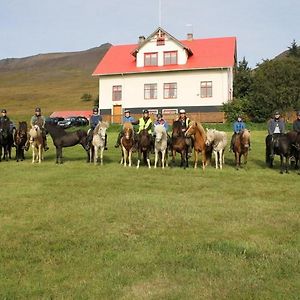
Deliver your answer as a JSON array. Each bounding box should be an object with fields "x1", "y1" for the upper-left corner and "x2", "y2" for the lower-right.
[{"x1": 159, "y1": 0, "x2": 162, "y2": 27}]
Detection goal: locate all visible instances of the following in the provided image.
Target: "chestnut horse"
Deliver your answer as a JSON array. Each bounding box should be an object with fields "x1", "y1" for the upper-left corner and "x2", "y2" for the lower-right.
[
  {"x1": 120, "y1": 122, "x2": 135, "y2": 167},
  {"x1": 232, "y1": 129, "x2": 251, "y2": 170},
  {"x1": 185, "y1": 121, "x2": 207, "y2": 169},
  {"x1": 171, "y1": 120, "x2": 188, "y2": 168}
]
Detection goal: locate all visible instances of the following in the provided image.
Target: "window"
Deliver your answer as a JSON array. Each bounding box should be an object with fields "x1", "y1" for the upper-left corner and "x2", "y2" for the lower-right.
[
  {"x1": 112, "y1": 85, "x2": 122, "y2": 101},
  {"x1": 200, "y1": 81, "x2": 212, "y2": 98},
  {"x1": 164, "y1": 83, "x2": 177, "y2": 99},
  {"x1": 156, "y1": 32, "x2": 165, "y2": 46},
  {"x1": 144, "y1": 84, "x2": 157, "y2": 99},
  {"x1": 144, "y1": 52, "x2": 158, "y2": 66},
  {"x1": 164, "y1": 51, "x2": 178, "y2": 65}
]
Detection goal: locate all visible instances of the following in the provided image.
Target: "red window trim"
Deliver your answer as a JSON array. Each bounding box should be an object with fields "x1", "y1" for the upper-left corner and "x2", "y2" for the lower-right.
[
  {"x1": 163, "y1": 51, "x2": 178, "y2": 65},
  {"x1": 112, "y1": 85, "x2": 122, "y2": 101},
  {"x1": 200, "y1": 81, "x2": 213, "y2": 98},
  {"x1": 144, "y1": 52, "x2": 158, "y2": 66},
  {"x1": 163, "y1": 82, "x2": 177, "y2": 99},
  {"x1": 144, "y1": 83, "x2": 157, "y2": 100}
]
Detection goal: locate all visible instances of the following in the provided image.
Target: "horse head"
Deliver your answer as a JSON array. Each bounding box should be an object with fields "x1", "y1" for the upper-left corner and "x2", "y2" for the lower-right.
[
  {"x1": 95, "y1": 122, "x2": 108, "y2": 140},
  {"x1": 172, "y1": 120, "x2": 184, "y2": 138},
  {"x1": 205, "y1": 128, "x2": 215, "y2": 146},
  {"x1": 77, "y1": 130, "x2": 90, "y2": 151},
  {"x1": 241, "y1": 129, "x2": 251, "y2": 149},
  {"x1": 154, "y1": 124, "x2": 166, "y2": 142},
  {"x1": 185, "y1": 121, "x2": 196, "y2": 137}
]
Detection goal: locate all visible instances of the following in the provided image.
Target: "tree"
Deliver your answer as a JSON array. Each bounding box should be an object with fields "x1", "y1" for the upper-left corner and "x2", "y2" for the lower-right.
[
  {"x1": 233, "y1": 57, "x2": 253, "y2": 98},
  {"x1": 287, "y1": 39, "x2": 300, "y2": 58},
  {"x1": 81, "y1": 93, "x2": 92, "y2": 102}
]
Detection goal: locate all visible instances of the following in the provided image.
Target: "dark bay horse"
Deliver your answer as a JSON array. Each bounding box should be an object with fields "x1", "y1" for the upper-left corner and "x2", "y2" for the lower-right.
[
  {"x1": 232, "y1": 129, "x2": 251, "y2": 170},
  {"x1": 286, "y1": 131, "x2": 300, "y2": 169},
  {"x1": 14, "y1": 121, "x2": 28, "y2": 162},
  {"x1": 120, "y1": 122, "x2": 135, "y2": 167},
  {"x1": 45, "y1": 123, "x2": 89, "y2": 164},
  {"x1": 185, "y1": 121, "x2": 207, "y2": 169},
  {"x1": 136, "y1": 129, "x2": 152, "y2": 168},
  {"x1": 0, "y1": 120, "x2": 13, "y2": 161},
  {"x1": 171, "y1": 120, "x2": 188, "y2": 168},
  {"x1": 265, "y1": 133, "x2": 292, "y2": 174}
]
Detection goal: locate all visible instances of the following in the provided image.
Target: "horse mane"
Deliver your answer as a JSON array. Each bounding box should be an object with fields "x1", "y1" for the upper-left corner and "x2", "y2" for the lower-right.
[
  {"x1": 18, "y1": 121, "x2": 27, "y2": 131},
  {"x1": 123, "y1": 122, "x2": 133, "y2": 130},
  {"x1": 45, "y1": 123, "x2": 67, "y2": 137},
  {"x1": 95, "y1": 121, "x2": 109, "y2": 132},
  {"x1": 188, "y1": 121, "x2": 206, "y2": 139},
  {"x1": 154, "y1": 124, "x2": 166, "y2": 133}
]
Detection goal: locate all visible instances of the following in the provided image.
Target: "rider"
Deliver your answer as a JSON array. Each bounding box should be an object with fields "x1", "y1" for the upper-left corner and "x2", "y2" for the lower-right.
[
  {"x1": 88, "y1": 107, "x2": 107, "y2": 150},
  {"x1": 176, "y1": 109, "x2": 192, "y2": 156},
  {"x1": 292, "y1": 111, "x2": 300, "y2": 133},
  {"x1": 0, "y1": 109, "x2": 16, "y2": 146},
  {"x1": 114, "y1": 109, "x2": 136, "y2": 148},
  {"x1": 230, "y1": 115, "x2": 247, "y2": 152},
  {"x1": 29, "y1": 107, "x2": 49, "y2": 151}
]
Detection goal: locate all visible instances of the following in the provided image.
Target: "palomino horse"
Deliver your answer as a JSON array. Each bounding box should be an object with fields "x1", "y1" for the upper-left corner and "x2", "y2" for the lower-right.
[
  {"x1": 171, "y1": 120, "x2": 188, "y2": 168},
  {"x1": 154, "y1": 124, "x2": 168, "y2": 168},
  {"x1": 90, "y1": 121, "x2": 109, "y2": 165},
  {"x1": 232, "y1": 129, "x2": 251, "y2": 170},
  {"x1": 205, "y1": 129, "x2": 227, "y2": 169},
  {"x1": 120, "y1": 122, "x2": 135, "y2": 167},
  {"x1": 137, "y1": 129, "x2": 152, "y2": 169},
  {"x1": 14, "y1": 121, "x2": 28, "y2": 162},
  {"x1": 45, "y1": 123, "x2": 89, "y2": 164},
  {"x1": 29, "y1": 125, "x2": 44, "y2": 163},
  {"x1": 185, "y1": 121, "x2": 207, "y2": 169}
]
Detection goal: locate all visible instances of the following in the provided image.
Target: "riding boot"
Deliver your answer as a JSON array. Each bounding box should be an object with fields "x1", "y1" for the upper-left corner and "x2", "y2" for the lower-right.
[
  {"x1": 104, "y1": 134, "x2": 108, "y2": 150},
  {"x1": 44, "y1": 137, "x2": 49, "y2": 151},
  {"x1": 114, "y1": 132, "x2": 122, "y2": 148},
  {"x1": 229, "y1": 134, "x2": 235, "y2": 152}
]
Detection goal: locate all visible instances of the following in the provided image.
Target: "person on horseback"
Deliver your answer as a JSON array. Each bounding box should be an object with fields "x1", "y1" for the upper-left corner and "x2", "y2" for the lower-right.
[
  {"x1": 29, "y1": 107, "x2": 49, "y2": 151},
  {"x1": 230, "y1": 115, "x2": 247, "y2": 152},
  {"x1": 153, "y1": 112, "x2": 171, "y2": 147},
  {"x1": 292, "y1": 111, "x2": 300, "y2": 133},
  {"x1": 88, "y1": 107, "x2": 107, "y2": 150},
  {"x1": 0, "y1": 109, "x2": 16, "y2": 144},
  {"x1": 176, "y1": 109, "x2": 192, "y2": 156},
  {"x1": 114, "y1": 109, "x2": 136, "y2": 148}
]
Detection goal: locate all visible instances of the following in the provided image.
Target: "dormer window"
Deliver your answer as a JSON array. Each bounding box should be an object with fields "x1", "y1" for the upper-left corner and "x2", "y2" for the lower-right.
[
  {"x1": 144, "y1": 52, "x2": 158, "y2": 66},
  {"x1": 164, "y1": 51, "x2": 178, "y2": 65}
]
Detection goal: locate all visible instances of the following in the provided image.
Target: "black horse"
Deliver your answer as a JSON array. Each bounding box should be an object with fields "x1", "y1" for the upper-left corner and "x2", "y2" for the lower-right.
[
  {"x1": 265, "y1": 133, "x2": 292, "y2": 173},
  {"x1": 0, "y1": 120, "x2": 14, "y2": 161},
  {"x1": 171, "y1": 120, "x2": 189, "y2": 168},
  {"x1": 14, "y1": 121, "x2": 28, "y2": 162},
  {"x1": 45, "y1": 123, "x2": 90, "y2": 164},
  {"x1": 286, "y1": 131, "x2": 300, "y2": 170},
  {"x1": 136, "y1": 129, "x2": 152, "y2": 168}
]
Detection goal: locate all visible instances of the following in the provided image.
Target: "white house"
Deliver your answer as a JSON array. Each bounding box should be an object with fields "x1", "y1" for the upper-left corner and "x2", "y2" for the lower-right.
[{"x1": 93, "y1": 27, "x2": 237, "y2": 123}]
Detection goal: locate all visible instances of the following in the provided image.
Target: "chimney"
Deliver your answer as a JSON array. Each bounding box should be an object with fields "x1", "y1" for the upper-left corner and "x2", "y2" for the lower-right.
[
  {"x1": 187, "y1": 33, "x2": 193, "y2": 41},
  {"x1": 138, "y1": 36, "x2": 146, "y2": 45}
]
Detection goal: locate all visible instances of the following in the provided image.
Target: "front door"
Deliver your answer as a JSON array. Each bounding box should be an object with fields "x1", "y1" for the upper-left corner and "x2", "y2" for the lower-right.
[{"x1": 112, "y1": 105, "x2": 122, "y2": 124}]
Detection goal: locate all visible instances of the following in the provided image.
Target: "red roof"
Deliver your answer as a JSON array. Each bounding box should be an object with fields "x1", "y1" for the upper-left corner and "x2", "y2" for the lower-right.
[
  {"x1": 50, "y1": 110, "x2": 92, "y2": 119},
  {"x1": 93, "y1": 37, "x2": 236, "y2": 76}
]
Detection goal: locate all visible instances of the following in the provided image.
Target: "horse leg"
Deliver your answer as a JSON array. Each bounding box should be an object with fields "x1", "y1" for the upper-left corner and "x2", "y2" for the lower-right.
[
  {"x1": 38, "y1": 145, "x2": 42, "y2": 163},
  {"x1": 146, "y1": 150, "x2": 151, "y2": 169},
  {"x1": 100, "y1": 147, "x2": 104, "y2": 165},
  {"x1": 122, "y1": 146, "x2": 127, "y2": 167},
  {"x1": 154, "y1": 150, "x2": 158, "y2": 168},
  {"x1": 161, "y1": 150, "x2": 165, "y2": 169},
  {"x1": 280, "y1": 154, "x2": 284, "y2": 174},
  {"x1": 214, "y1": 150, "x2": 218, "y2": 169},
  {"x1": 32, "y1": 145, "x2": 35, "y2": 163},
  {"x1": 94, "y1": 147, "x2": 98, "y2": 165},
  {"x1": 171, "y1": 149, "x2": 176, "y2": 167},
  {"x1": 165, "y1": 149, "x2": 168, "y2": 167},
  {"x1": 194, "y1": 150, "x2": 198, "y2": 169},
  {"x1": 128, "y1": 149, "x2": 132, "y2": 167},
  {"x1": 219, "y1": 150, "x2": 224, "y2": 170},
  {"x1": 136, "y1": 151, "x2": 141, "y2": 169},
  {"x1": 285, "y1": 154, "x2": 289, "y2": 174}
]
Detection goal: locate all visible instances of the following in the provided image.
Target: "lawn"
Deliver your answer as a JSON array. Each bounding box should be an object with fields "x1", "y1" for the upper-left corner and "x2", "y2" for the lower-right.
[{"x1": 0, "y1": 130, "x2": 299, "y2": 299}]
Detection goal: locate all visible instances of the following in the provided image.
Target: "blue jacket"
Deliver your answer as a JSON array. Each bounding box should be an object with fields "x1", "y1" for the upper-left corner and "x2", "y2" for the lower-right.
[
  {"x1": 233, "y1": 121, "x2": 245, "y2": 133},
  {"x1": 123, "y1": 115, "x2": 135, "y2": 123},
  {"x1": 90, "y1": 114, "x2": 102, "y2": 129},
  {"x1": 154, "y1": 119, "x2": 168, "y2": 131}
]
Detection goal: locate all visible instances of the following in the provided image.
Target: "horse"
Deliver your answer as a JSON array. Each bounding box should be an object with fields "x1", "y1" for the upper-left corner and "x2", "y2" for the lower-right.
[
  {"x1": 45, "y1": 123, "x2": 89, "y2": 164},
  {"x1": 265, "y1": 133, "x2": 293, "y2": 174},
  {"x1": 232, "y1": 129, "x2": 251, "y2": 170},
  {"x1": 171, "y1": 120, "x2": 189, "y2": 168},
  {"x1": 154, "y1": 124, "x2": 168, "y2": 168},
  {"x1": 205, "y1": 129, "x2": 227, "y2": 169},
  {"x1": 120, "y1": 122, "x2": 135, "y2": 167},
  {"x1": 89, "y1": 121, "x2": 109, "y2": 165},
  {"x1": 29, "y1": 125, "x2": 44, "y2": 163},
  {"x1": 286, "y1": 131, "x2": 300, "y2": 170},
  {"x1": 136, "y1": 129, "x2": 152, "y2": 169},
  {"x1": 0, "y1": 120, "x2": 14, "y2": 161},
  {"x1": 185, "y1": 121, "x2": 207, "y2": 169},
  {"x1": 14, "y1": 121, "x2": 28, "y2": 162}
]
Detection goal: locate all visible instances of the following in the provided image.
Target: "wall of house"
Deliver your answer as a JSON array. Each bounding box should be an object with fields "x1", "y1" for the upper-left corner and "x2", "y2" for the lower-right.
[{"x1": 98, "y1": 68, "x2": 230, "y2": 113}]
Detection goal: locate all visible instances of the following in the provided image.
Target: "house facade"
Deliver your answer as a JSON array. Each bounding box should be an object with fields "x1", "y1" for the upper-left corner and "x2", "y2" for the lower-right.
[{"x1": 93, "y1": 27, "x2": 237, "y2": 123}]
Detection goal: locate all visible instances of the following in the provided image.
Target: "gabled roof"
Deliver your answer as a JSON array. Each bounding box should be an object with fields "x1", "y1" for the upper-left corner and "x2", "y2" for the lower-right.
[
  {"x1": 93, "y1": 36, "x2": 237, "y2": 76},
  {"x1": 131, "y1": 27, "x2": 193, "y2": 57}
]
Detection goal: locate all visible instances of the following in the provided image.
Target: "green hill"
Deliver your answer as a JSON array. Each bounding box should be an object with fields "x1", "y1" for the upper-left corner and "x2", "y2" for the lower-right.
[{"x1": 0, "y1": 43, "x2": 111, "y2": 119}]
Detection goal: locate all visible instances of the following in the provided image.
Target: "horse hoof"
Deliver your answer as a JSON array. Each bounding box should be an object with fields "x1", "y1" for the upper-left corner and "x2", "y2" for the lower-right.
[{"x1": 280, "y1": 171, "x2": 283, "y2": 174}]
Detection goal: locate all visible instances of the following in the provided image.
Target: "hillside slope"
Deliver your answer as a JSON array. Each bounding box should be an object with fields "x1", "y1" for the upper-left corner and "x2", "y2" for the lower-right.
[{"x1": 0, "y1": 43, "x2": 111, "y2": 118}]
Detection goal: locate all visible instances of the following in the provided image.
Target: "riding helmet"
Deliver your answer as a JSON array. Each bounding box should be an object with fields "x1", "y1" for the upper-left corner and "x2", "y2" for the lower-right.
[
  {"x1": 179, "y1": 109, "x2": 186, "y2": 114},
  {"x1": 35, "y1": 107, "x2": 41, "y2": 112},
  {"x1": 157, "y1": 112, "x2": 162, "y2": 118},
  {"x1": 93, "y1": 107, "x2": 98, "y2": 113},
  {"x1": 124, "y1": 109, "x2": 130, "y2": 113},
  {"x1": 143, "y1": 109, "x2": 149, "y2": 114},
  {"x1": 274, "y1": 110, "x2": 280, "y2": 115},
  {"x1": 1, "y1": 109, "x2": 7, "y2": 113}
]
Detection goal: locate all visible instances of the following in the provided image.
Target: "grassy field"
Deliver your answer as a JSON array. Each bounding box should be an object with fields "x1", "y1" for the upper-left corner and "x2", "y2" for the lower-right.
[{"x1": 0, "y1": 130, "x2": 299, "y2": 299}]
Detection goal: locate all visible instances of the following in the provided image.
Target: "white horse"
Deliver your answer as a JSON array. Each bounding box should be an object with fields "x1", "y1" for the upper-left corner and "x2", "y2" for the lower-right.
[
  {"x1": 154, "y1": 124, "x2": 168, "y2": 169},
  {"x1": 90, "y1": 121, "x2": 109, "y2": 165},
  {"x1": 205, "y1": 129, "x2": 227, "y2": 169},
  {"x1": 29, "y1": 125, "x2": 44, "y2": 163}
]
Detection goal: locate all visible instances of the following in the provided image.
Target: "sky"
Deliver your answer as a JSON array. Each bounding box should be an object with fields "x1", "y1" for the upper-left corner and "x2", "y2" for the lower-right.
[{"x1": 0, "y1": 0, "x2": 299, "y2": 67}]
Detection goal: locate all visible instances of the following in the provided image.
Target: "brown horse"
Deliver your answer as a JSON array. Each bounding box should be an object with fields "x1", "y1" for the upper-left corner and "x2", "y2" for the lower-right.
[
  {"x1": 120, "y1": 122, "x2": 135, "y2": 167},
  {"x1": 171, "y1": 120, "x2": 188, "y2": 168},
  {"x1": 136, "y1": 129, "x2": 152, "y2": 169},
  {"x1": 185, "y1": 121, "x2": 207, "y2": 169},
  {"x1": 14, "y1": 121, "x2": 28, "y2": 162},
  {"x1": 29, "y1": 125, "x2": 44, "y2": 163},
  {"x1": 232, "y1": 129, "x2": 251, "y2": 169}
]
